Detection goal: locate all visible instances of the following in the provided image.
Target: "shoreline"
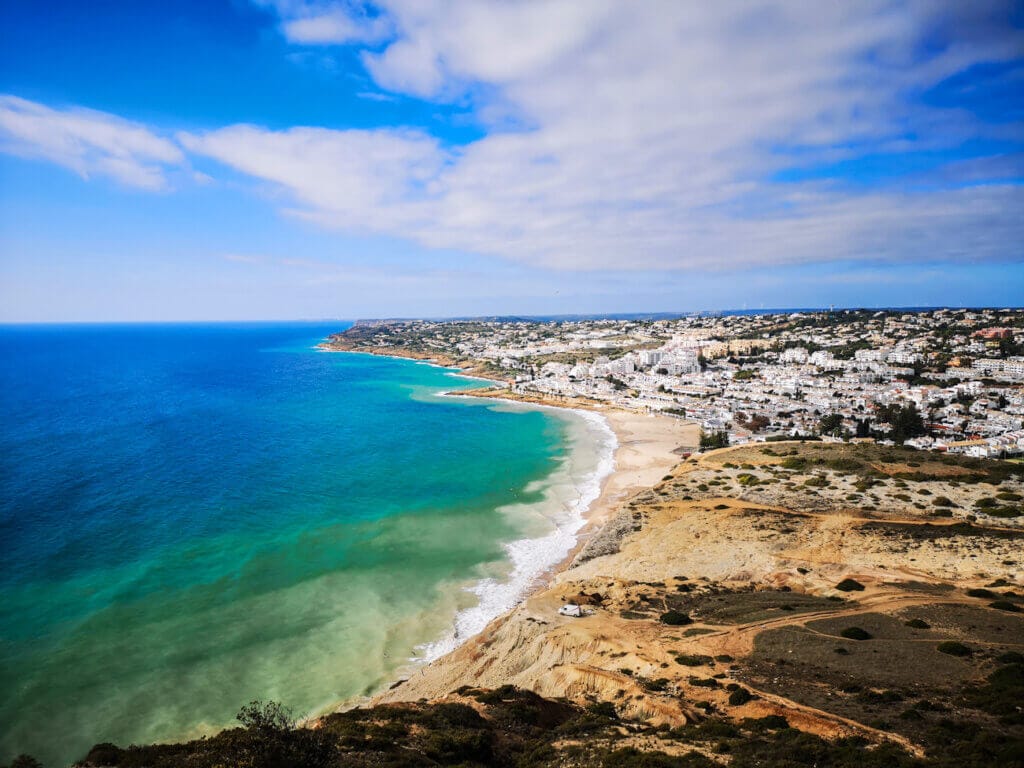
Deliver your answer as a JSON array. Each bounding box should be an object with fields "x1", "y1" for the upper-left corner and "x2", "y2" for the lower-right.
[
  {"x1": 451, "y1": 389, "x2": 701, "y2": 579},
  {"x1": 319, "y1": 345, "x2": 700, "y2": 706},
  {"x1": 413, "y1": 395, "x2": 619, "y2": 663},
  {"x1": 315, "y1": 341, "x2": 510, "y2": 384}
]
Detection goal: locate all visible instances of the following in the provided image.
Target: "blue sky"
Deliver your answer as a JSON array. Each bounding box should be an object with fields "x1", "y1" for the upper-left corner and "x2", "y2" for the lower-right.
[{"x1": 1, "y1": 0, "x2": 1022, "y2": 321}]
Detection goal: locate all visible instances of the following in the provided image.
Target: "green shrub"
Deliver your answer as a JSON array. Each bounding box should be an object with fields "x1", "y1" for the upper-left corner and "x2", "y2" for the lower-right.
[
  {"x1": 859, "y1": 689, "x2": 903, "y2": 704},
  {"x1": 989, "y1": 600, "x2": 1022, "y2": 612},
  {"x1": 937, "y1": 641, "x2": 972, "y2": 657},
  {"x1": 728, "y1": 687, "x2": 753, "y2": 706},
  {"x1": 966, "y1": 588, "x2": 997, "y2": 598},
  {"x1": 688, "y1": 677, "x2": 720, "y2": 689},
  {"x1": 729, "y1": 688, "x2": 753, "y2": 708},
  {"x1": 990, "y1": 506, "x2": 1023, "y2": 518},
  {"x1": 840, "y1": 627, "x2": 872, "y2": 641},
  {"x1": 904, "y1": 618, "x2": 930, "y2": 629},
  {"x1": 659, "y1": 610, "x2": 692, "y2": 626},
  {"x1": 641, "y1": 677, "x2": 671, "y2": 692},
  {"x1": 600, "y1": 747, "x2": 717, "y2": 767},
  {"x1": 587, "y1": 700, "x2": 619, "y2": 719},
  {"x1": 741, "y1": 715, "x2": 789, "y2": 730},
  {"x1": 835, "y1": 578, "x2": 865, "y2": 592},
  {"x1": 965, "y1": 663, "x2": 1024, "y2": 723},
  {"x1": 675, "y1": 654, "x2": 713, "y2": 667}
]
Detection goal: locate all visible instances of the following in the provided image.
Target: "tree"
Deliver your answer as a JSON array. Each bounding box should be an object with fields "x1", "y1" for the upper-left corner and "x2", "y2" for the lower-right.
[
  {"x1": 737, "y1": 413, "x2": 770, "y2": 432},
  {"x1": 999, "y1": 336, "x2": 1023, "y2": 358},
  {"x1": 818, "y1": 413, "x2": 844, "y2": 437},
  {"x1": 605, "y1": 375, "x2": 628, "y2": 391},
  {"x1": 238, "y1": 700, "x2": 295, "y2": 734},
  {"x1": 876, "y1": 403, "x2": 926, "y2": 445},
  {"x1": 235, "y1": 701, "x2": 334, "y2": 768},
  {"x1": 700, "y1": 429, "x2": 730, "y2": 450}
]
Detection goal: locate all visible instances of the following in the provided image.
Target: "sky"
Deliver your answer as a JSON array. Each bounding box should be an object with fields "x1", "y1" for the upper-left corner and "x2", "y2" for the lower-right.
[{"x1": 0, "y1": 1, "x2": 1022, "y2": 322}]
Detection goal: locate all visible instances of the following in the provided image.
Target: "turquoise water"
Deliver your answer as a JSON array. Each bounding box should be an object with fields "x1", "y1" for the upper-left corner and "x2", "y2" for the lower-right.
[{"x1": 0, "y1": 324, "x2": 613, "y2": 766}]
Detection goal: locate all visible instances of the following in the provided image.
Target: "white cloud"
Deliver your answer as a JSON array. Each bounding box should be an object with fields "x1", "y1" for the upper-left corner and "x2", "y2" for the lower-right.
[
  {"x1": 222, "y1": 253, "x2": 265, "y2": 264},
  {"x1": 192, "y1": 2, "x2": 1024, "y2": 271},
  {"x1": 362, "y1": 0, "x2": 611, "y2": 98},
  {"x1": 257, "y1": 1, "x2": 391, "y2": 45},
  {"x1": 10, "y1": 2, "x2": 1022, "y2": 274},
  {"x1": 0, "y1": 95, "x2": 184, "y2": 190},
  {"x1": 178, "y1": 124, "x2": 447, "y2": 231},
  {"x1": 284, "y1": 10, "x2": 390, "y2": 44}
]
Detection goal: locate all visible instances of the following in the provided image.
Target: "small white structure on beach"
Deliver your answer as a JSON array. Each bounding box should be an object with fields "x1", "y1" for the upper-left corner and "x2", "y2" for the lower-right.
[{"x1": 558, "y1": 603, "x2": 584, "y2": 618}]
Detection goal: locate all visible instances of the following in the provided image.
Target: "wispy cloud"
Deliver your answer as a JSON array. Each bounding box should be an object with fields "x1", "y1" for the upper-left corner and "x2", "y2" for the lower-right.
[
  {"x1": 178, "y1": 123, "x2": 448, "y2": 229},
  {"x1": 222, "y1": 253, "x2": 265, "y2": 264},
  {"x1": 0, "y1": 95, "x2": 184, "y2": 190},
  {"x1": 186, "y1": 1, "x2": 1024, "y2": 270},
  {"x1": 355, "y1": 91, "x2": 396, "y2": 102},
  {"x1": 8, "y1": 2, "x2": 1024, "y2": 275},
  {"x1": 256, "y1": 0, "x2": 391, "y2": 45}
]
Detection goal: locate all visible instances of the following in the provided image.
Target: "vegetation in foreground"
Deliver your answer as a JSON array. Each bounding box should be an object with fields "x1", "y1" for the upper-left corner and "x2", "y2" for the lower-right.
[
  {"x1": 8, "y1": 656, "x2": 1023, "y2": 767},
  {"x1": 7, "y1": 672, "x2": 1012, "y2": 768}
]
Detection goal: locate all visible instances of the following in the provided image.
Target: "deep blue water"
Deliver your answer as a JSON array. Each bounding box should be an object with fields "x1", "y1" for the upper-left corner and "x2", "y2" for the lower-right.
[{"x1": 0, "y1": 323, "x2": 569, "y2": 766}]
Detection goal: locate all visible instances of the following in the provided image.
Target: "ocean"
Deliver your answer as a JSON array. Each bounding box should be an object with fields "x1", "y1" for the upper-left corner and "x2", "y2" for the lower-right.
[{"x1": 0, "y1": 323, "x2": 614, "y2": 766}]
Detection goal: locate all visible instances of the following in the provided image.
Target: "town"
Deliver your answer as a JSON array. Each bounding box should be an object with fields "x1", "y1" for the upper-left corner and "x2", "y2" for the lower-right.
[{"x1": 327, "y1": 308, "x2": 1024, "y2": 459}]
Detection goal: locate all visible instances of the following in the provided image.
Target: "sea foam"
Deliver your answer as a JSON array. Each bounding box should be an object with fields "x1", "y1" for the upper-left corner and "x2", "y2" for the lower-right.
[{"x1": 418, "y1": 396, "x2": 617, "y2": 661}]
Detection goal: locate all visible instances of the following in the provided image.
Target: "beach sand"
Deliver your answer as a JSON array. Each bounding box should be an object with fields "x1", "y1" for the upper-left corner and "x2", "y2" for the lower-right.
[
  {"x1": 370, "y1": 395, "x2": 703, "y2": 707},
  {"x1": 451, "y1": 389, "x2": 701, "y2": 573},
  {"x1": 370, "y1": 439, "x2": 1022, "y2": 752},
  {"x1": 565, "y1": 408, "x2": 699, "y2": 551}
]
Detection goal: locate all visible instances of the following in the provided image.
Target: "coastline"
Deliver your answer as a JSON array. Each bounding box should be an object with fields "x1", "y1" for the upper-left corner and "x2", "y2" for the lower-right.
[
  {"x1": 49, "y1": 331, "x2": 1024, "y2": 765},
  {"x1": 319, "y1": 345, "x2": 700, "y2": 704},
  {"x1": 369, "y1": 439, "x2": 1024, "y2": 750},
  {"x1": 462, "y1": 394, "x2": 700, "y2": 574},
  {"x1": 51, "y1": 336, "x2": 1024, "y2": 764},
  {"x1": 371, "y1": 401, "x2": 700, "y2": 696},
  {"x1": 413, "y1": 397, "x2": 619, "y2": 663},
  {"x1": 316, "y1": 339, "x2": 510, "y2": 384}
]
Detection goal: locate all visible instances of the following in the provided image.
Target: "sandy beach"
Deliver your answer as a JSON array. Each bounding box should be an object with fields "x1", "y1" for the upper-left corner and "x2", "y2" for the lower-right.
[
  {"x1": 369, "y1": 389, "x2": 704, "y2": 704},
  {"x1": 560, "y1": 407, "x2": 700, "y2": 559},
  {"x1": 456, "y1": 387, "x2": 700, "y2": 548},
  {"x1": 318, "y1": 350, "x2": 1024, "y2": 759},
  {"x1": 370, "y1": 435, "x2": 1024, "y2": 754}
]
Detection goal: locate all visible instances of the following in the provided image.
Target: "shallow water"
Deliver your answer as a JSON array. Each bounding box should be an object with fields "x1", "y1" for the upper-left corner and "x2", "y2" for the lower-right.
[{"x1": 0, "y1": 324, "x2": 612, "y2": 766}]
